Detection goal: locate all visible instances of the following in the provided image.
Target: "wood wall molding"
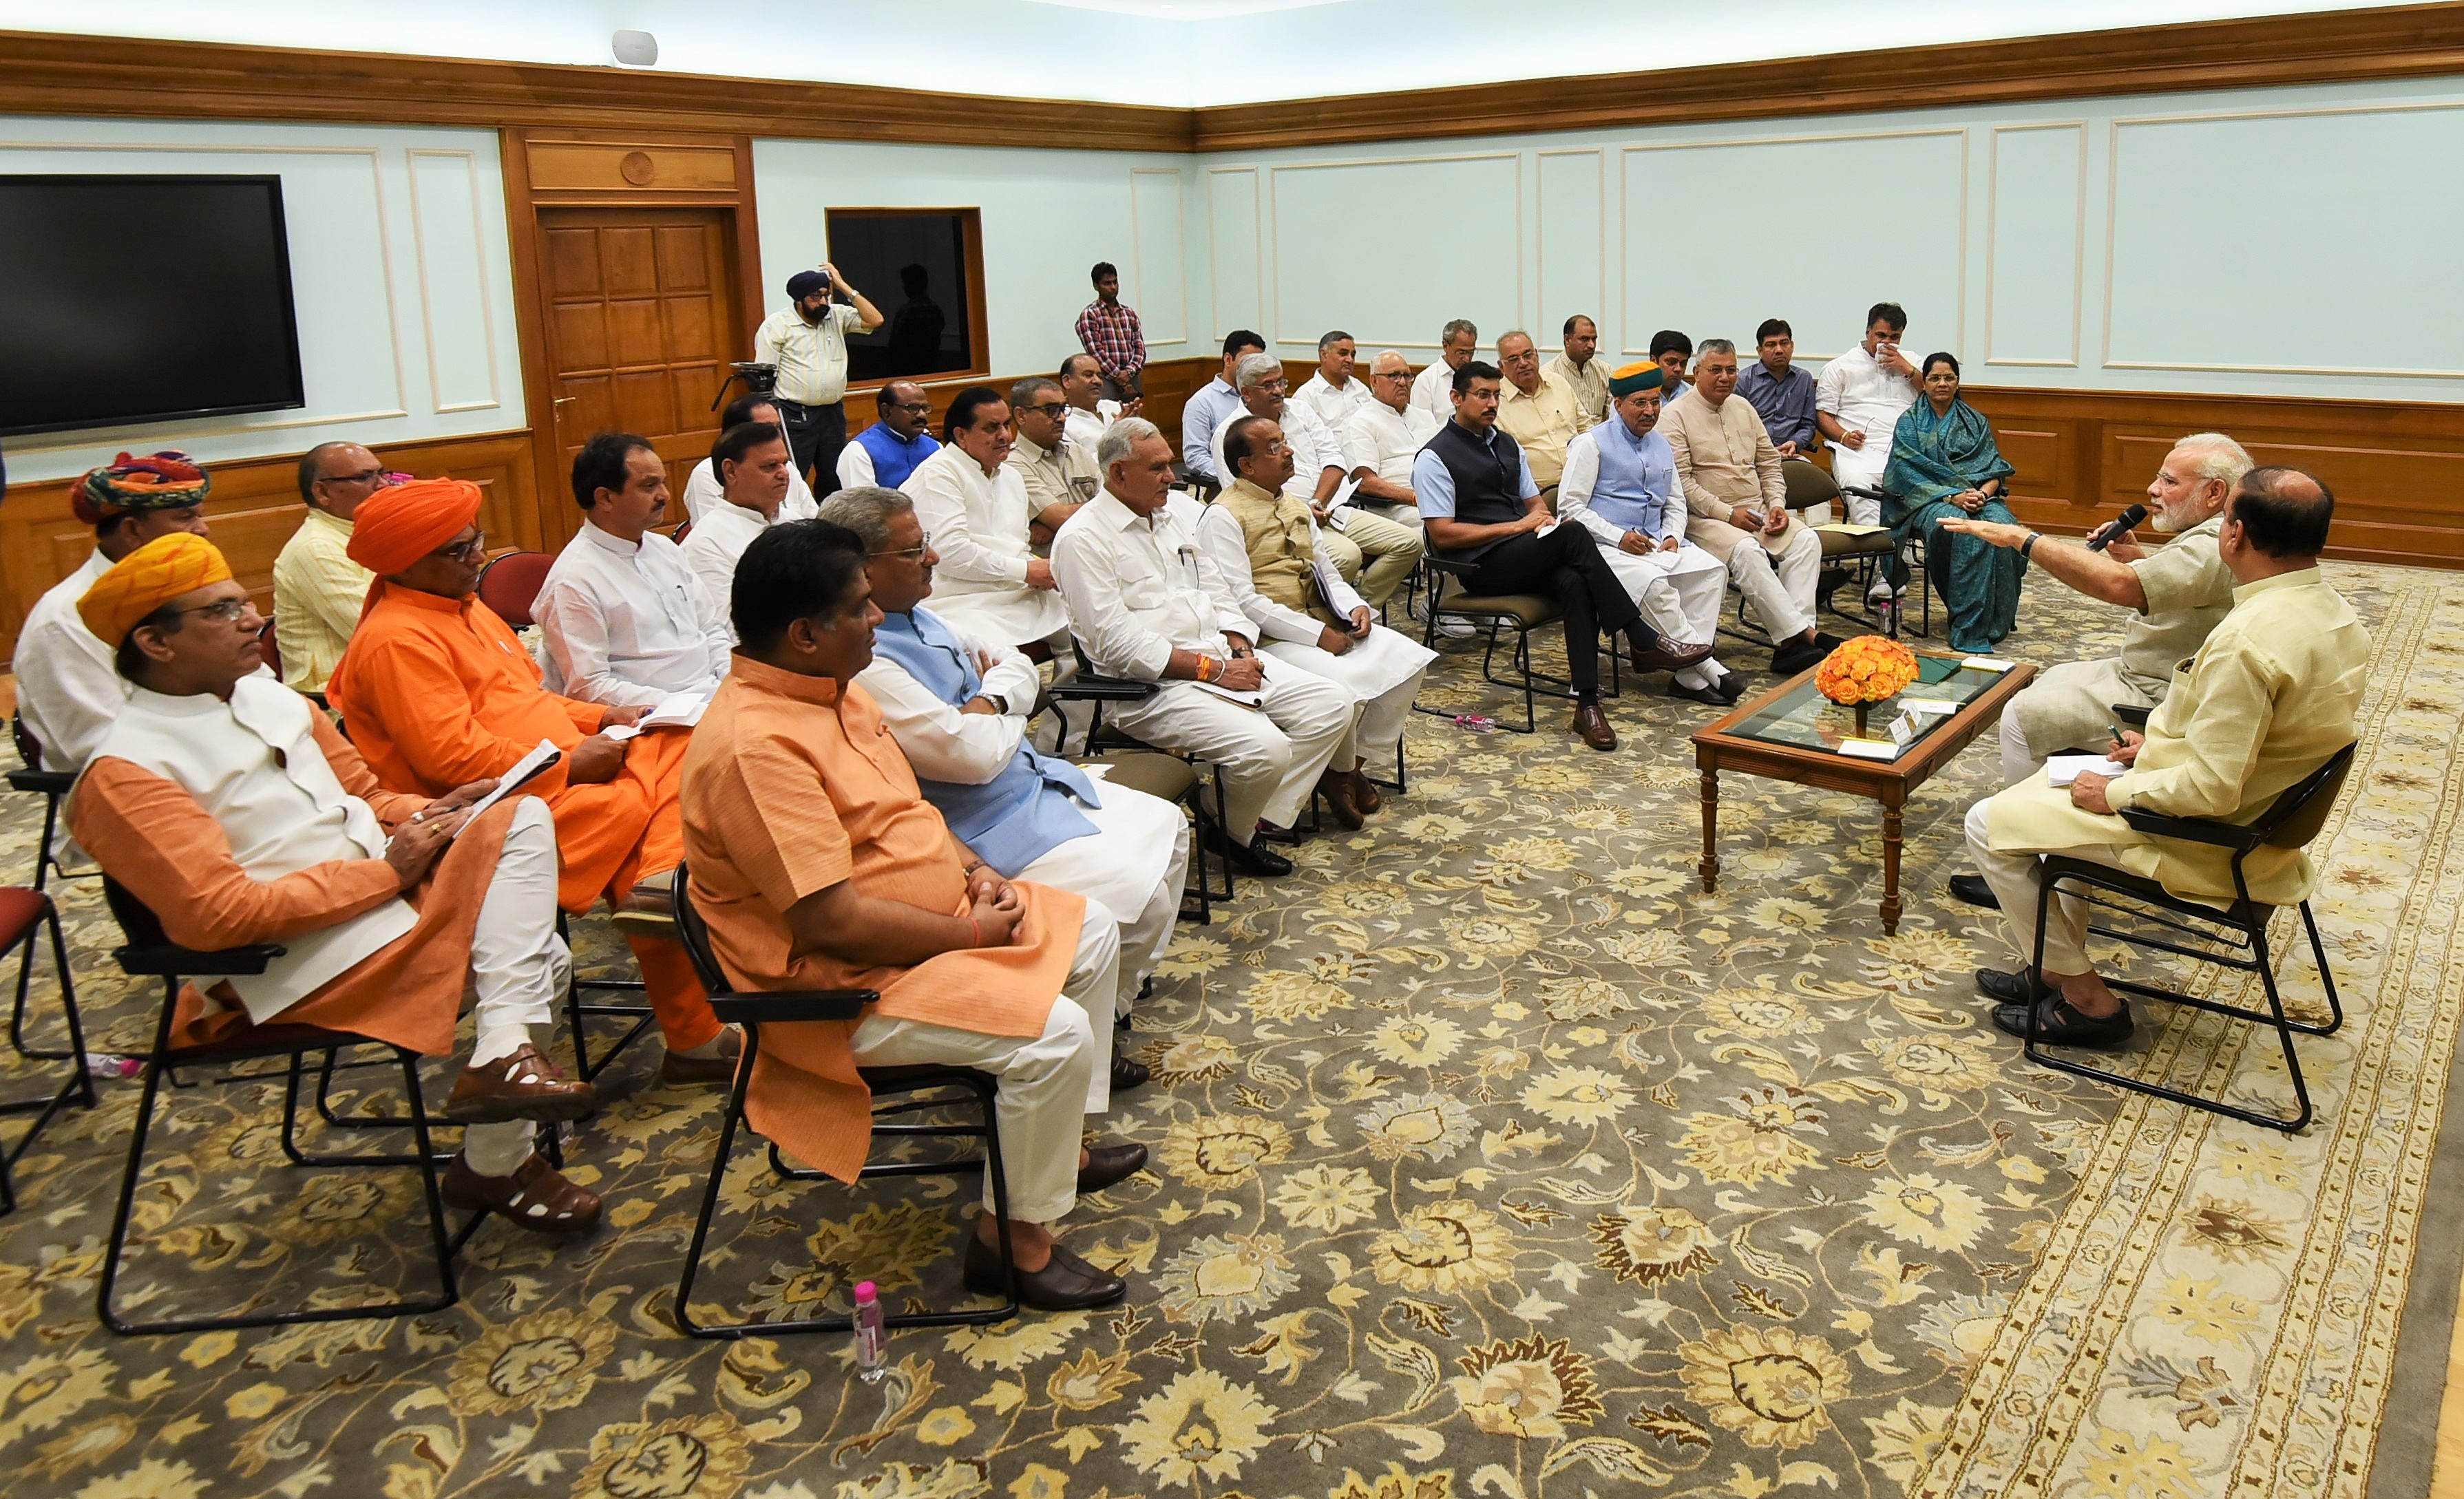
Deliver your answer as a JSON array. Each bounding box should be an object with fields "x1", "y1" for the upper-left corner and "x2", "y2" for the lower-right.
[
  {"x1": 0, "y1": 30, "x2": 1190, "y2": 153},
  {"x1": 0, "y1": 429, "x2": 539, "y2": 663},
  {"x1": 1195, "y1": 4, "x2": 2464, "y2": 150},
  {"x1": 9, "y1": 7, "x2": 2464, "y2": 155}
]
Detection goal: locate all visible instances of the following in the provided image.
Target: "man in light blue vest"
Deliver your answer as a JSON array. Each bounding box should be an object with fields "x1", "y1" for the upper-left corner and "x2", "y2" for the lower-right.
[
  {"x1": 836, "y1": 380, "x2": 941, "y2": 490},
  {"x1": 1557, "y1": 364, "x2": 1740, "y2": 705},
  {"x1": 819, "y1": 486, "x2": 1190, "y2": 1087}
]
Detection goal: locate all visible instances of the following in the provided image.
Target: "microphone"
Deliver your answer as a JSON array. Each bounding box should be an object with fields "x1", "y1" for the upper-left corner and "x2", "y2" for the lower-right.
[{"x1": 2085, "y1": 503, "x2": 2148, "y2": 552}]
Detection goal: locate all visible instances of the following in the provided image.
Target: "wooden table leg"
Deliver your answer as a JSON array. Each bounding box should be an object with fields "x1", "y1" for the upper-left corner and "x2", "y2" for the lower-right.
[
  {"x1": 1880, "y1": 791, "x2": 1904, "y2": 935},
  {"x1": 1699, "y1": 762, "x2": 1720, "y2": 893}
]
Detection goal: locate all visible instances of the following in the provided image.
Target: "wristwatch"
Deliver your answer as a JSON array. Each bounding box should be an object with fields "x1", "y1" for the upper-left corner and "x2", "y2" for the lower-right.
[
  {"x1": 2021, "y1": 532, "x2": 2041, "y2": 560},
  {"x1": 985, "y1": 692, "x2": 1011, "y2": 716}
]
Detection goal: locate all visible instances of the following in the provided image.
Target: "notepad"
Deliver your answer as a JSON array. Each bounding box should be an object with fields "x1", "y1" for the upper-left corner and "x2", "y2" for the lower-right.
[
  {"x1": 1962, "y1": 656, "x2": 2018, "y2": 672},
  {"x1": 454, "y1": 739, "x2": 562, "y2": 835},
  {"x1": 1816, "y1": 522, "x2": 1891, "y2": 538},
  {"x1": 2046, "y1": 754, "x2": 2126, "y2": 787},
  {"x1": 1839, "y1": 738, "x2": 1902, "y2": 760}
]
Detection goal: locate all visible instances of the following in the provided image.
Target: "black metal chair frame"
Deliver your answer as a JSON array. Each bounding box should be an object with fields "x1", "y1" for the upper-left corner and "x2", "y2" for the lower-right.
[
  {"x1": 95, "y1": 878, "x2": 483, "y2": 1334},
  {"x1": 1047, "y1": 670, "x2": 1234, "y2": 919},
  {"x1": 0, "y1": 890, "x2": 95, "y2": 1215},
  {"x1": 2024, "y1": 743, "x2": 2356, "y2": 1135},
  {"x1": 1409, "y1": 555, "x2": 1585, "y2": 735},
  {"x1": 666, "y1": 865, "x2": 1022, "y2": 1339},
  {"x1": 558, "y1": 911, "x2": 657, "y2": 1081}
]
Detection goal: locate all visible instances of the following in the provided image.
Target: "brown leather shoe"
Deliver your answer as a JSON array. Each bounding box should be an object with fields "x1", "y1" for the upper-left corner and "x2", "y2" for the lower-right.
[
  {"x1": 1349, "y1": 770, "x2": 1383, "y2": 816},
  {"x1": 1078, "y1": 1140, "x2": 1150, "y2": 1193},
  {"x1": 610, "y1": 878, "x2": 677, "y2": 937},
  {"x1": 442, "y1": 1151, "x2": 604, "y2": 1236},
  {"x1": 1316, "y1": 769, "x2": 1367, "y2": 830},
  {"x1": 658, "y1": 1025, "x2": 743, "y2": 1087},
  {"x1": 1573, "y1": 701, "x2": 1618, "y2": 752},
  {"x1": 443, "y1": 1043, "x2": 598, "y2": 1124},
  {"x1": 962, "y1": 1233, "x2": 1127, "y2": 1310},
  {"x1": 1628, "y1": 631, "x2": 1717, "y2": 674}
]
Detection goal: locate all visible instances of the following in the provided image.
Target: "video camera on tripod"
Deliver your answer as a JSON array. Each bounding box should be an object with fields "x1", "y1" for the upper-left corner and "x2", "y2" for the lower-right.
[{"x1": 710, "y1": 361, "x2": 779, "y2": 412}]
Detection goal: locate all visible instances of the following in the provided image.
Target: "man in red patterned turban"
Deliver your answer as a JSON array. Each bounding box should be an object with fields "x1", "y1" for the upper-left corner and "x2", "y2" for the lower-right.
[
  {"x1": 12, "y1": 451, "x2": 220, "y2": 776},
  {"x1": 327, "y1": 480, "x2": 730, "y2": 1083}
]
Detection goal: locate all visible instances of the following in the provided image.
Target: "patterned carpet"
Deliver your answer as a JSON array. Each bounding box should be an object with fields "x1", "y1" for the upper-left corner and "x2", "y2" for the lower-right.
[{"x1": 0, "y1": 560, "x2": 2456, "y2": 1499}]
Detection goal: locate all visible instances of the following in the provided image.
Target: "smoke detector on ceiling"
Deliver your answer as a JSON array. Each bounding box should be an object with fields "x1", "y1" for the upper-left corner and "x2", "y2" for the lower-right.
[{"x1": 611, "y1": 30, "x2": 659, "y2": 67}]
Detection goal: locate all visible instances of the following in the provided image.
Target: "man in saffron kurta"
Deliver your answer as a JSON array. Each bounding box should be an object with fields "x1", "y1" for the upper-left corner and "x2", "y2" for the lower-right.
[
  {"x1": 326, "y1": 478, "x2": 730, "y2": 1082},
  {"x1": 69, "y1": 534, "x2": 602, "y2": 1231},
  {"x1": 682, "y1": 518, "x2": 1143, "y2": 1312}
]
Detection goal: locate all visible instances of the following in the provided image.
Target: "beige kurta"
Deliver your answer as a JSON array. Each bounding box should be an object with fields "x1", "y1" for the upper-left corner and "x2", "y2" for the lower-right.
[
  {"x1": 2008, "y1": 513, "x2": 2235, "y2": 756},
  {"x1": 1546, "y1": 352, "x2": 1609, "y2": 425},
  {"x1": 1986, "y1": 566, "x2": 2370, "y2": 906},
  {"x1": 1496, "y1": 371, "x2": 1587, "y2": 487}
]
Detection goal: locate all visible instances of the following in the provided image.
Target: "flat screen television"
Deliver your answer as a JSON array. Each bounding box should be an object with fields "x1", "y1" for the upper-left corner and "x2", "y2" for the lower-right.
[{"x1": 0, "y1": 174, "x2": 306, "y2": 438}]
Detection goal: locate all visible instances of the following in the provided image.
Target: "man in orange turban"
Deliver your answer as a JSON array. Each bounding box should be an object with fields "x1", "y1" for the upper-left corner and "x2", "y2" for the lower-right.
[
  {"x1": 12, "y1": 451, "x2": 220, "y2": 776},
  {"x1": 327, "y1": 479, "x2": 730, "y2": 1083},
  {"x1": 70, "y1": 534, "x2": 604, "y2": 1233}
]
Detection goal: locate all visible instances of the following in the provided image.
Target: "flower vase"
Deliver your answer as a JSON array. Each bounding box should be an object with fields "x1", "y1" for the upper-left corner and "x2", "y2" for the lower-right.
[{"x1": 1853, "y1": 702, "x2": 1871, "y2": 737}]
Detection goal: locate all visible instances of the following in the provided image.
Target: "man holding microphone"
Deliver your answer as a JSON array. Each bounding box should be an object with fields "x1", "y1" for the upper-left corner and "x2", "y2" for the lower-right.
[{"x1": 752, "y1": 264, "x2": 884, "y2": 498}]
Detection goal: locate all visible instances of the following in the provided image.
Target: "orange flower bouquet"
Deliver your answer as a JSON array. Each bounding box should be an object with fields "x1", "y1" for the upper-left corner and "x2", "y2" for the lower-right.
[{"x1": 1813, "y1": 635, "x2": 1921, "y2": 736}]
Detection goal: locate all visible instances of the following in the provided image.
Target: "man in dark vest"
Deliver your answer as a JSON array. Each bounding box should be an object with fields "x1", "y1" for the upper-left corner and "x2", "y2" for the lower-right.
[{"x1": 1411, "y1": 361, "x2": 1711, "y2": 751}]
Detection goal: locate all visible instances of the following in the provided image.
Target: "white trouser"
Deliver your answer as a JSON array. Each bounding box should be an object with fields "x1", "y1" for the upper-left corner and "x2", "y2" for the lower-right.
[
  {"x1": 1829, "y1": 444, "x2": 1890, "y2": 524},
  {"x1": 1109, "y1": 666, "x2": 1354, "y2": 842},
  {"x1": 1731, "y1": 522, "x2": 1824, "y2": 644},
  {"x1": 1597, "y1": 540, "x2": 1731, "y2": 687},
  {"x1": 849, "y1": 908, "x2": 1122, "y2": 1223},
  {"x1": 458, "y1": 796, "x2": 574, "y2": 1175},
  {"x1": 1963, "y1": 798, "x2": 2131, "y2": 977},
  {"x1": 1016, "y1": 774, "x2": 1191, "y2": 1009},
  {"x1": 1256, "y1": 626, "x2": 1433, "y2": 769},
  {"x1": 1999, "y1": 658, "x2": 2156, "y2": 787}
]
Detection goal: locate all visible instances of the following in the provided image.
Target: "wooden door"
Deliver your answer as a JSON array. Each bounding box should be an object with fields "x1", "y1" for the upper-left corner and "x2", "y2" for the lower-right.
[{"x1": 536, "y1": 206, "x2": 737, "y2": 546}]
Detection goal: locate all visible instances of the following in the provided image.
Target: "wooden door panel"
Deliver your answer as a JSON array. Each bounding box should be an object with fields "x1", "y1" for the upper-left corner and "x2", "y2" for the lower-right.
[
  {"x1": 665, "y1": 297, "x2": 715, "y2": 357},
  {"x1": 657, "y1": 226, "x2": 712, "y2": 290},
  {"x1": 600, "y1": 227, "x2": 660, "y2": 297},
  {"x1": 613, "y1": 370, "x2": 677, "y2": 435},
  {"x1": 552, "y1": 302, "x2": 610, "y2": 370},
  {"x1": 608, "y1": 299, "x2": 665, "y2": 366},
  {"x1": 543, "y1": 227, "x2": 602, "y2": 295}
]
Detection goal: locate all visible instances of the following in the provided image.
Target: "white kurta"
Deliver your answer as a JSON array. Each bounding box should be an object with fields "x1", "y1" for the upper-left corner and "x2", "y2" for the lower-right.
[
  {"x1": 1556, "y1": 432, "x2": 1731, "y2": 673},
  {"x1": 681, "y1": 456, "x2": 818, "y2": 525},
  {"x1": 855, "y1": 610, "x2": 1188, "y2": 1006},
  {"x1": 902, "y1": 445, "x2": 1071, "y2": 648},
  {"x1": 1208, "y1": 399, "x2": 1345, "y2": 506},
  {"x1": 1294, "y1": 372, "x2": 1373, "y2": 430},
  {"x1": 1064, "y1": 405, "x2": 1110, "y2": 457},
  {"x1": 1814, "y1": 344, "x2": 1920, "y2": 508},
  {"x1": 535, "y1": 521, "x2": 733, "y2": 706},
  {"x1": 1341, "y1": 401, "x2": 1442, "y2": 491},
  {"x1": 679, "y1": 502, "x2": 782, "y2": 638},
  {"x1": 1409, "y1": 361, "x2": 1457, "y2": 421},
  {"x1": 12, "y1": 551, "x2": 121, "y2": 772}
]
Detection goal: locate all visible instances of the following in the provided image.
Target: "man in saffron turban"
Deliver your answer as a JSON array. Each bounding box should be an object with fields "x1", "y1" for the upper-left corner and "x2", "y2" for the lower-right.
[
  {"x1": 327, "y1": 479, "x2": 731, "y2": 1083},
  {"x1": 70, "y1": 533, "x2": 604, "y2": 1231}
]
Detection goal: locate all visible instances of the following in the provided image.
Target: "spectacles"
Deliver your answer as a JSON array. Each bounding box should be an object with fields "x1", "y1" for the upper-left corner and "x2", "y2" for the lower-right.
[
  {"x1": 1021, "y1": 403, "x2": 1068, "y2": 419},
  {"x1": 436, "y1": 531, "x2": 488, "y2": 563},
  {"x1": 870, "y1": 529, "x2": 932, "y2": 561},
  {"x1": 319, "y1": 466, "x2": 384, "y2": 487},
  {"x1": 885, "y1": 400, "x2": 931, "y2": 415},
  {"x1": 173, "y1": 597, "x2": 260, "y2": 625}
]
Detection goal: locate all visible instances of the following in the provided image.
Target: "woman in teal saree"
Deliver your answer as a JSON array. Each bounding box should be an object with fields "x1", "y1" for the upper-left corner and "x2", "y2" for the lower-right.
[{"x1": 1884, "y1": 352, "x2": 2023, "y2": 653}]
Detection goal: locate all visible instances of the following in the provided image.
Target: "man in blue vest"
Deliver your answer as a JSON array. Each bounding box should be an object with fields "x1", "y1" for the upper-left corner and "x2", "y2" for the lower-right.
[
  {"x1": 1413, "y1": 361, "x2": 1711, "y2": 751},
  {"x1": 819, "y1": 485, "x2": 1191, "y2": 1087},
  {"x1": 837, "y1": 380, "x2": 941, "y2": 491}
]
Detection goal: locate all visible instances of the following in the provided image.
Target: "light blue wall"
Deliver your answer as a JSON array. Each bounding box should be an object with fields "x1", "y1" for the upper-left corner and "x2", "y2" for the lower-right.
[
  {"x1": 1184, "y1": 75, "x2": 2464, "y2": 403},
  {"x1": 749, "y1": 140, "x2": 1199, "y2": 386},
  {"x1": 3, "y1": 118, "x2": 526, "y2": 483}
]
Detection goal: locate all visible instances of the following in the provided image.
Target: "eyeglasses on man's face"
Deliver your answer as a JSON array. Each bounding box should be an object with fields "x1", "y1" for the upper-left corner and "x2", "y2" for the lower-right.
[
  {"x1": 319, "y1": 465, "x2": 385, "y2": 489},
  {"x1": 436, "y1": 531, "x2": 488, "y2": 564},
  {"x1": 872, "y1": 529, "x2": 933, "y2": 561},
  {"x1": 174, "y1": 596, "x2": 261, "y2": 626},
  {"x1": 885, "y1": 399, "x2": 932, "y2": 415},
  {"x1": 1021, "y1": 403, "x2": 1069, "y2": 420}
]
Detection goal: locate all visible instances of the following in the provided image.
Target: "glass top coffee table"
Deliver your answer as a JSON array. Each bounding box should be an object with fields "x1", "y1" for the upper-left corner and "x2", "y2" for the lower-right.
[{"x1": 1691, "y1": 650, "x2": 2037, "y2": 933}]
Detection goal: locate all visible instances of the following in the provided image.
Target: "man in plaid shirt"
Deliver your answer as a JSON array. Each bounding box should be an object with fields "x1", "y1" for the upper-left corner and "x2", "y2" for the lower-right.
[{"x1": 1075, "y1": 262, "x2": 1146, "y2": 401}]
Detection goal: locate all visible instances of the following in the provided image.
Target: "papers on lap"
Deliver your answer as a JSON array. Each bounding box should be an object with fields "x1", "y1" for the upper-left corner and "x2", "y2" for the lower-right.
[
  {"x1": 455, "y1": 738, "x2": 562, "y2": 834},
  {"x1": 2046, "y1": 754, "x2": 2127, "y2": 787}
]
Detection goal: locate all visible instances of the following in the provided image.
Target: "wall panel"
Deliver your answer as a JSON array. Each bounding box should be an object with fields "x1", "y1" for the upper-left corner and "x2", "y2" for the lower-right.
[
  {"x1": 1129, "y1": 167, "x2": 1189, "y2": 348},
  {"x1": 2104, "y1": 103, "x2": 2464, "y2": 379},
  {"x1": 1270, "y1": 153, "x2": 1519, "y2": 352},
  {"x1": 1536, "y1": 149, "x2": 1603, "y2": 354},
  {"x1": 406, "y1": 148, "x2": 505, "y2": 414},
  {"x1": 1985, "y1": 123, "x2": 2085, "y2": 368},
  {"x1": 1207, "y1": 166, "x2": 1263, "y2": 341},
  {"x1": 1619, "y1": 130, "x2": 1966, "y2": 359}
]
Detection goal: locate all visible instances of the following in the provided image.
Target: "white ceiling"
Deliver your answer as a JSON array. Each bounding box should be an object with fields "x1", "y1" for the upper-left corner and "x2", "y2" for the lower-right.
[{"x1": 0, "y1": 1, "x2": 2400, "y2": 109}]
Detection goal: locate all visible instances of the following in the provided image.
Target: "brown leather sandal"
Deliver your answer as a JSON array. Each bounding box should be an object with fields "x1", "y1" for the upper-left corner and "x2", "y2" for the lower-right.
[
  {"x1": 443, "y1": 1042, "x2": 598, "y2": 1123},
  {"x1": 442, "y1": 1151, "x2": 604, "y2": 1236}
]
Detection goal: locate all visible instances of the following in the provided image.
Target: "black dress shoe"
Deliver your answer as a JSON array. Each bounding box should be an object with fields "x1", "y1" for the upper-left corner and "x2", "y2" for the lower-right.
[
  {"x1": 1771, "y1": 636, "x2": 1825, "y2": 674},
  {"x1": 1110, "y1": 1054, "x2": 1151, "y2": 1094},
  {"x1": 1948, "y1": 873, "x2": 2000, "y2": 910},
  {"x1": 1975, "y1": 966, "x2": 2052, "y2": 1005},
  {"x1": 1810, "y1": 631, "x2": 1847, "y2": 654},
  {"x1": 1667, "y1": 679, "x2": 1729, "y2": 707},
  {"x1": 1218, "y1": 831, "x2": 1294, "y2": 877},
  {"x1": 1712, "y1": 672, "x2": 1745, "y2": 703},
  {"x1": 963, "y1": 1233, "x2": 1128, "y2": 1311},
  {"x1": 1993, "y1": 995, "x2": 2135, "y2": 1050},
  {"x1": 1077, "y1": 1141, "x2": 1149, "y2": 1193}
]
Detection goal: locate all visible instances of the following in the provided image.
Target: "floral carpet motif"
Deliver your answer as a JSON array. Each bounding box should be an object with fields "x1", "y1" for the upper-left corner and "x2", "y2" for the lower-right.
[{"x1": 0, "y1": 562, "x2": 2452, "y2": 1499}]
